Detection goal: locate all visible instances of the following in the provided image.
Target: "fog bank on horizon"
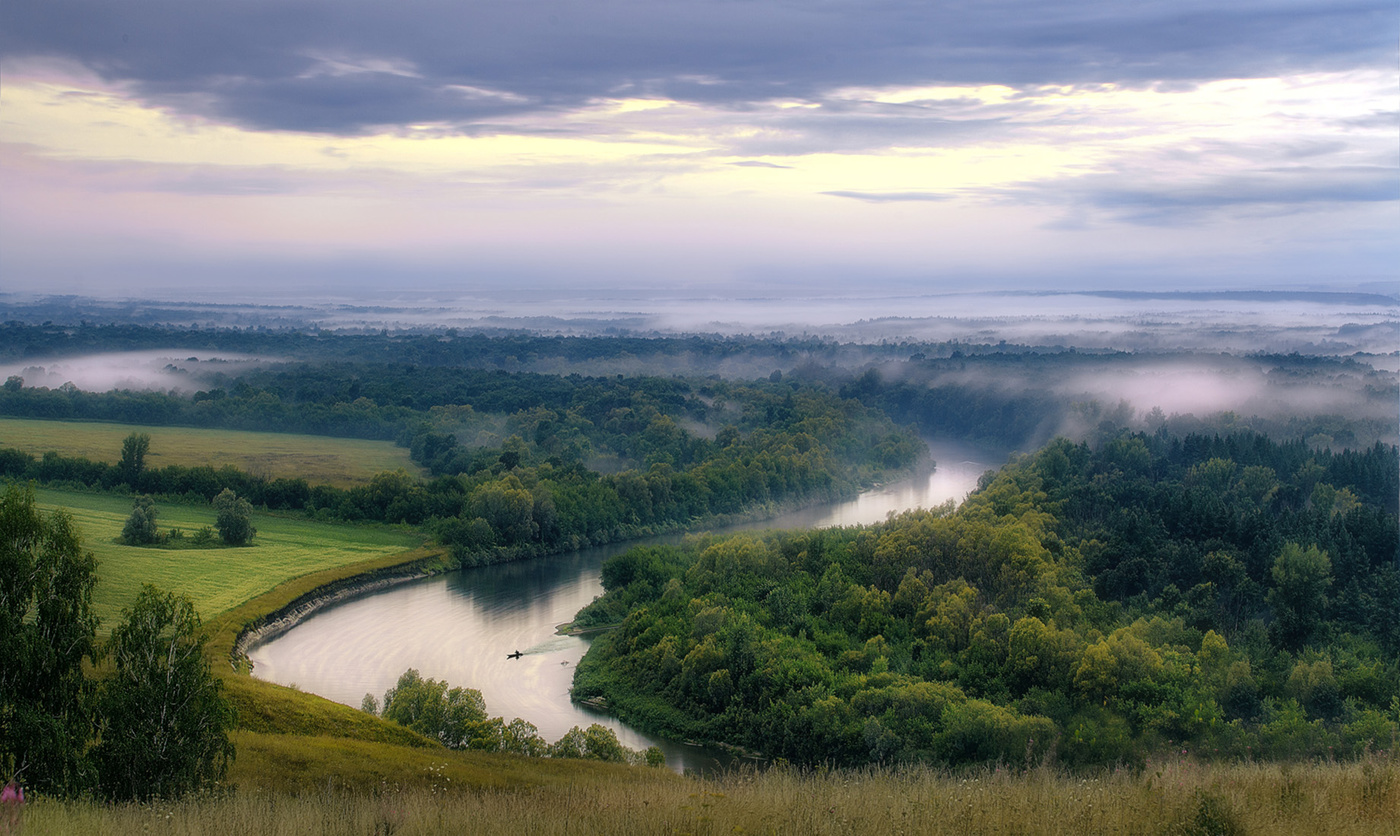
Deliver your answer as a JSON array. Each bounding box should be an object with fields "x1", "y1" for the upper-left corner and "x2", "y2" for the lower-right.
[
  {"x1": 2, "y1": 290, "x2": 1394, "y2": 450},
  {"x1": 4, "y1": 290, "x2": 1397, "y2": 356}
]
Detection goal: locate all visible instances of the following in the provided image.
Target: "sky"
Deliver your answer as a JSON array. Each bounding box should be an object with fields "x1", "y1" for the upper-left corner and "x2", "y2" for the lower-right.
[{"x1": 1, "y1": 0, "x2": 1397, "y2": 302}]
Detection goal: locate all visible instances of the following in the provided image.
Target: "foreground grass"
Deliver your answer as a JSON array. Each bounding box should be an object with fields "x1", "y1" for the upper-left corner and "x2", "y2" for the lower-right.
[
  {"x1": 0, "y1": 416, "x2": 421, "y2": 486},
  {"x1": 35, "y1": 487, "x2": 422, "y2": 627},
  {"x1": 21, "y1": 756, "x2": 1399, "y2": 835}
]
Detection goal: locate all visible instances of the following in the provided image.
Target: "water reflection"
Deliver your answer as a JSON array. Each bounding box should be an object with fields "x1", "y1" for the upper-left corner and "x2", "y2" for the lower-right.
[{"x1": 248, "y1": 439, "x2": 1003, "y2": 773}]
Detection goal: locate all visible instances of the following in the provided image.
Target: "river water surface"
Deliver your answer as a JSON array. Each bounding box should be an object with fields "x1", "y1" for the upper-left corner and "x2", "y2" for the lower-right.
[{"x1": 248, "y1": 439, "x2": 1003, "y2": 772}]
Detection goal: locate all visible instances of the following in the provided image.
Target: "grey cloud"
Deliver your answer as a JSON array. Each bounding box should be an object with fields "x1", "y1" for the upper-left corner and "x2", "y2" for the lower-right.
[
  {"x1": 1342, "y1": 111, "x2": 1400, "y2": 130},
  {"x1": 2, "y1": 0, "x2": 1392, "y2": 135},
  {"x1": 1013, "y1": 165, "x2": 1399, "y2": 226},
  {"x1": 731, "y1": 161, "x2": 793, "y2": 169},
  {"x1": 1280, "y1": 141, "x2": 1349, "y2": 160},
  {"x1": 722, "y1": 108, "x2": 1016, "y2": 157},
  {"x1": 0, "y1": 144, "x2": 411, "y2": 196}
]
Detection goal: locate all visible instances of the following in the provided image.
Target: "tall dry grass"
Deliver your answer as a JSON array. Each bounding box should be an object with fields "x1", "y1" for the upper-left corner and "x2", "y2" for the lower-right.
[{"x1": 20, "y1": 753, "x2": 1398, "y2": 835}]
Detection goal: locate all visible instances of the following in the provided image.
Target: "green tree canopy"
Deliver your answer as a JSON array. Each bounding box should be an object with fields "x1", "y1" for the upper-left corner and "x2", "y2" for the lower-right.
[
  {"x1": 380, "y1": 668, "x2": 488, "y2": 749},
  {"x1": 93, "y1": 585, "x2": 235, "y2": 801},
  {"x1": 0, "y1": 484, "x2": 98, "y2": 795},
  {"x1": 118, "y1": 433, "x2": 150, "y2": 488},
  {"x1": 1267, "y1": 543, "x2": 1332, "y2": 650},
  {"x1": 212, "y1": 488, "x2": 255, "y2": 546},
  {"x1": 120, "y1": 495, "x2": 159, "y2": 546}
]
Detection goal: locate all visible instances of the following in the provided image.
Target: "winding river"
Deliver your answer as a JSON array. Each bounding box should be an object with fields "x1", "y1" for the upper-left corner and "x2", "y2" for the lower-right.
[{"x1": 248, "y1": 439, "x2": 1003, "y2": 773}]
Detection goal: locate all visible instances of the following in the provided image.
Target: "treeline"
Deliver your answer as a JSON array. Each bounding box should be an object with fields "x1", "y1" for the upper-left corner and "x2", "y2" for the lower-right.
[
  {"x1": 571, "y1": 430, "x2": 1399, "y2": 768},
  {"x1": 0, "y1": 320, "x2": 896, "y2": 369},
  {"x1": 0, "y1": 355, "x2": 896, "y2": 456},
  {"x1": 1, "y1": 380, "x2": 922, "y2": 565}
]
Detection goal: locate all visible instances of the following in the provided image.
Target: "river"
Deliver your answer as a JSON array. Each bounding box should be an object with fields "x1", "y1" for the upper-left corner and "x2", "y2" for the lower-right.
[{"x1": 247, "y1": 439, "x2": 1004, "y2": 773}]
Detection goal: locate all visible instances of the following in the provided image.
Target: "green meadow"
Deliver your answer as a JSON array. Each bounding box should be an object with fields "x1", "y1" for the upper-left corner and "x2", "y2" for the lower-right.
[
  {"x1": 34, "y1": 487, "x2": 422, "y2": 627},
  {"x1": 1, "y1": 416, "x2": 421, "y2": 486}
]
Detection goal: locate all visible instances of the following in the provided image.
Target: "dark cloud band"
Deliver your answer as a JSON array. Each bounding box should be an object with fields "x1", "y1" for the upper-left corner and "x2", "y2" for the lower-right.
[{"x1": 3, "y1": 0, "x2": 1393, "y2": 135}]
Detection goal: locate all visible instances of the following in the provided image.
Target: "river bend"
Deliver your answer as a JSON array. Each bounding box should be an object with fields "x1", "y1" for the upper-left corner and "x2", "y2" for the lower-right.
[{"x1": 248, "y1": 440, "x2": 1001, "y2": 772}]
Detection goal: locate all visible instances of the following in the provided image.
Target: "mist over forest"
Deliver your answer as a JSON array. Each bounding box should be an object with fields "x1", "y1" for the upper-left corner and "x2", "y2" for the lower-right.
[
  {"x1": 4, "y1": 0, "x2": 1399, "y2": 821},
  {"x1": 2, "y1": 283, "x2": 1398, "y2": 813},
  {"x1": 3, "y1": 291, "x2": 1395, "y2": 451}
]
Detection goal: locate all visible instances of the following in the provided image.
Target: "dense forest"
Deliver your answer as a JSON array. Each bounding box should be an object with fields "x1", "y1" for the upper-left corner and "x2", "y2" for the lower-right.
[
  {"x1": 5, "y1": 321, "x2": 1395, "y2": 452},
  {"x1": 3, "y1": 320, "x2": 1397, "y2": 777},
  {"x1": 1, "y1": 360, "x2": 923, "y2": 565},
  {"x1": 572, "y1": 430, "x2": 1399, "y2": 767}
]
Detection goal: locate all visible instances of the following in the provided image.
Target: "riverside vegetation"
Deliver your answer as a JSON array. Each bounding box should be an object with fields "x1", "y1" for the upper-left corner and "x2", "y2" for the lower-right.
[
  {"x1": 574, "y1": 432, "x2": 1398, "y2": 767},
  {"x1": 1, "y1": 322, "x2": 1397, "y2": 832}
]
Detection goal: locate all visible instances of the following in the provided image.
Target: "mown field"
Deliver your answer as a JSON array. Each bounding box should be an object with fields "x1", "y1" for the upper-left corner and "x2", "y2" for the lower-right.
[
  {"x1": 34, "y1": 487, "x2": 423, "y2": 627},
  {"x1": 19, "y1": 755, "x2": 1399, "y2": 835},
  {"x1": 0, "y1": 416, "x2": 421, "y2": 486}
]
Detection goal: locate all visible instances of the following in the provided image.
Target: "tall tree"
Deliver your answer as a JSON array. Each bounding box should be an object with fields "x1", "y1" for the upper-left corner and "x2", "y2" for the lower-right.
[
  {"x1": 94, "y1": 586, "x2": 234, "y2": 801},
  {"x1": 118, "y1": 433, "x2": 150, "y2": 489},
  {"x1": 0, "y1": 484, "x2": 98, "y2": 795},
  {"x1": 1267, "y1": 543, "x2": 1332, "y2": 650}
]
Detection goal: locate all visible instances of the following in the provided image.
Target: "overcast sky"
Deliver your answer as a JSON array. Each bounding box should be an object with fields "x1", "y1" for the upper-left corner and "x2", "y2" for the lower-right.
[{"x1": 1, "y1": 0, "x2": 1396, "y2": 301}]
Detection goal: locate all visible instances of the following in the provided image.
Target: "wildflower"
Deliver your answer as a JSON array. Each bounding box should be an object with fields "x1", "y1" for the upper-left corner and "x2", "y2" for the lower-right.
[{"x1": 1, "y1": 780, "x2": 23, "y2": 835}]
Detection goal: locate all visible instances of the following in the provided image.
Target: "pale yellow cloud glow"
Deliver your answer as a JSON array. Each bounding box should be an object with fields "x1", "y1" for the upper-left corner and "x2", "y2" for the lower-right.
[
  {"x1": 1, "y1": 61, "x2": 1393, "y2": 291},
  {"x1": 3, "y1": 68, "x2": 1390, "y2": 202},
  {"x1": 0, "y1": 79, "x2": 698, "y2": 177},
  {"x1": 842, "y1": 83, "x2": 1020, "y2": 106}
]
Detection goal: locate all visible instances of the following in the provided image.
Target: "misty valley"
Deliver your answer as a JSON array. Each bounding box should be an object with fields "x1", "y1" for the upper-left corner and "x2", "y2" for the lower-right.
[
  {"x1": 6, "y1": 0, "x2": 1397, "y2": 828},
  {"x1": 1, "y1": 294, "x2": 1396, "y2": 833}
]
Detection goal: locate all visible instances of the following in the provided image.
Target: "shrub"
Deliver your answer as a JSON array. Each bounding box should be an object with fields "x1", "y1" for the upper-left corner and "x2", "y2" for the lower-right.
[
  {"x1": 213, "y1": 489, "x2": 255, "y2": 546},
  {"x1": 120, "y1": 496, "x2": 160, "y2": 545}
]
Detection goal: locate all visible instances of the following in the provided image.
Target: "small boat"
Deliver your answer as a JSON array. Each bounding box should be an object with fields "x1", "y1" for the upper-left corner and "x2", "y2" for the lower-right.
[{"x1": 507, "y1": 650, "x2": 523, "y2": 659}]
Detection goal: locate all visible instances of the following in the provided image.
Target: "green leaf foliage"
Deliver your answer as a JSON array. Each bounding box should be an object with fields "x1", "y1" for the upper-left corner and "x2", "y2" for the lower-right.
[
  {"x1": 380, "y1": 669, "x2": 489, "y2": 750},
  {"x1": 0, "y1": 484, "x2": 99, "y2": 795},
  {"x1": 573, "y1": 431, "x2": 1400, "y2": 767},
  {"x1": 94, "y1": 585, "x2": 235, "y2": 801},
  {"x1": 120, "y1": 495, "x2": 160, "y2": 545},
  {"x1": 212, "y1": 488, "x2": 255, "y2": 546}
]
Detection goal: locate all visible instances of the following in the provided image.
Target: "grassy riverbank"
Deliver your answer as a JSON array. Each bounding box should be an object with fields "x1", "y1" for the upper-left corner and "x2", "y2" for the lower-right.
[
  {"x1": 34, "y1": 487, "x2": 423, "y2": 627},
  {"x1": 20, "y1": 755, "x2": 1398, "y2": 835},
  {"x1": 1, "y1": 416, "x2": 422, "y2": 486}
]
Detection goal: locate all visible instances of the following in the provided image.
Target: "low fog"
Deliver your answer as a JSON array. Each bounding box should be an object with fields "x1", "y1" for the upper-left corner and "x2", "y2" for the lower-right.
[
  {"x1": 0, "y1": 350, "x2": 269, "y2": 393},
  {"x1": 3, "y1": 290, "x2": 1396, "y2": 356},
  {"x1": 1, "y1": 291, "x2": 1394, "y2": 448}
]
